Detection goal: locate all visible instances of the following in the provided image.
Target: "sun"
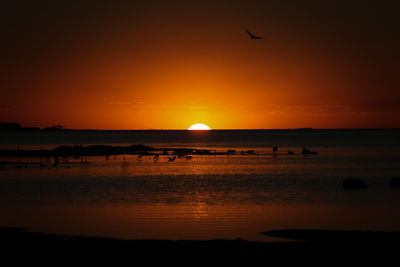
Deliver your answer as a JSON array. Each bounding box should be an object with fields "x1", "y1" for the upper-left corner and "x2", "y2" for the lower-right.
[{"x1": 188, "y1": 123, "x2": 211, "y2": 130}]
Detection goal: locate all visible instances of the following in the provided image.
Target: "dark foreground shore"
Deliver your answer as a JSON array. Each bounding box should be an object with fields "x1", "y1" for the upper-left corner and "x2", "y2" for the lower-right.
[{"x1": 1, "y1": 227, "x2": 399, "y2": 266}]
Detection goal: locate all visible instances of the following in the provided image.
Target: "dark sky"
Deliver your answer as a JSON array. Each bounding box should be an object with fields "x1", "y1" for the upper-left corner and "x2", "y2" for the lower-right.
[{"x1": 1, "y1": 0, "x2": 399, "y2": 129}]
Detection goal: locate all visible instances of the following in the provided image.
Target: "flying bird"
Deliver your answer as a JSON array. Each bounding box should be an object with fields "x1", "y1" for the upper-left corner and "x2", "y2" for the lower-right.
[{"x1": 246, "y1": 28, "x2": 263, "y2": 39}]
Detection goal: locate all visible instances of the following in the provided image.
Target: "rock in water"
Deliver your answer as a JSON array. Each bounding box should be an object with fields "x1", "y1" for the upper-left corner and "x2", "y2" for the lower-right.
[
  {"x1": 343, "y1": 179, "x2": 368, "y2": 189},
  {"x1": 391, "y1": 177, "x2": 400, "y2": 187}
]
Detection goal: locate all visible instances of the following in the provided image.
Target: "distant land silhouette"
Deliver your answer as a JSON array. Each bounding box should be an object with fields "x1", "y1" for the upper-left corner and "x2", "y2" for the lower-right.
[
  {"x1": 0, "y1": 122, "x2": 317, "y2": 131},
  {"x1": 0, "y1": 122, "x2": 62, "y2": 131}
]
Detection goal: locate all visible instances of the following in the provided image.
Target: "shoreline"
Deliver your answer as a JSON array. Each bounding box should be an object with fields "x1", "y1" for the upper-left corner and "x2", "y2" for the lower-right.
[{"x1": 1, "y1": 227, "x2": 399, "y2": 265}]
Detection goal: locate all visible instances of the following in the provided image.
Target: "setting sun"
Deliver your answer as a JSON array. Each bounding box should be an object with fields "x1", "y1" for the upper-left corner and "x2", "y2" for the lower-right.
[{"x1": 188, "y1": 123, "x2": 211, "y2": 130}]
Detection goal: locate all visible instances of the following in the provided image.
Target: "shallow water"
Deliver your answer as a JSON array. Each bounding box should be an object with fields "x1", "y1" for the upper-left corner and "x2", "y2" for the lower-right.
[{"x1": 1, "y1": 130, "x2": 400, "y2": 241}]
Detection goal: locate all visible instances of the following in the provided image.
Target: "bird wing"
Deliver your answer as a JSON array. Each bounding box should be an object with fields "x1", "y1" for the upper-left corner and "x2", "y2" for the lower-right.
[
  {"x1": 246, "y1": 28, "x2": 255, "y2": 38},
  {"x1": 246, "y1": 28, "x2": 263, "y2": 39}
]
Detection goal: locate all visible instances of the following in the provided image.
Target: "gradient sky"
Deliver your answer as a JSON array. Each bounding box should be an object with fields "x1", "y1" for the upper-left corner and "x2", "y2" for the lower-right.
[{"x1": 1, "y1": 0, "x2": 399, "y2": 129}]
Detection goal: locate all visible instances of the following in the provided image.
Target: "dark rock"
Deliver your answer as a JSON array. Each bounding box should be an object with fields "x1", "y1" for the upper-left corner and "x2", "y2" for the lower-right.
[
  {"x1": 391, "y1": 177, "x2": 400, "y2": 187},
  {"x1": 343, "y1": 179, "x2": 368, "y2": 189}
]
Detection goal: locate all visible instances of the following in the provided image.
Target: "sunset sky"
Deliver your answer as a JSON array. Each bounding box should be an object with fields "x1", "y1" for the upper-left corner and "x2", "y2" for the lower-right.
[{"x1": 1, "y1": 0, "x2": 399, "y2": 129}]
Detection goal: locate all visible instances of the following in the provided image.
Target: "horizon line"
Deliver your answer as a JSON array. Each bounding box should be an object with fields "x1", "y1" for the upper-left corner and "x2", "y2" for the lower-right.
[{"x1": 6, "y1": 127, "x2": 400, "y2": 131}]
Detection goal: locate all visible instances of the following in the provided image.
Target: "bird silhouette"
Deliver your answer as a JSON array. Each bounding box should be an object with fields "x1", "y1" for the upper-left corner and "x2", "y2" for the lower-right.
[{"x1": 246, "y1": 28, "x2": 263, "y2": 39}]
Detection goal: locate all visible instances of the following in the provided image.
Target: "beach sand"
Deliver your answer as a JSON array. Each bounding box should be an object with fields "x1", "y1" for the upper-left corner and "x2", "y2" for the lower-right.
[{"x1": 1, "y1": 227, "x2": 399, "y2": 266}]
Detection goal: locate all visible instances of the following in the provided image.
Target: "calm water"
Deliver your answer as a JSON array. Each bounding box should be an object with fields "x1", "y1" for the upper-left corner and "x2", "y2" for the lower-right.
[{"x1": 1, "y1": 130, "x2": 400, "y2": 241}]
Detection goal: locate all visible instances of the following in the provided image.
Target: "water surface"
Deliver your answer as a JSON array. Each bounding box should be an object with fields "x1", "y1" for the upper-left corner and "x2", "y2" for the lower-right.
[{"x1": 1, "y1": 130, "x2": 400, "y2": 241}]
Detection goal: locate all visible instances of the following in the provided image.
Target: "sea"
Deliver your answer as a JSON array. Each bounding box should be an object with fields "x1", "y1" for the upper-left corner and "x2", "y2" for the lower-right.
[{"x1": 1, "y1": 129, "x2": 400, "y2": 242}]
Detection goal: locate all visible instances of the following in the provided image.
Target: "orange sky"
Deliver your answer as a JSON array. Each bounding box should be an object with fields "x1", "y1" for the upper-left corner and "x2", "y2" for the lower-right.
[{"x1": 1, "y1": 0, "x2": 399, "y2": 129}]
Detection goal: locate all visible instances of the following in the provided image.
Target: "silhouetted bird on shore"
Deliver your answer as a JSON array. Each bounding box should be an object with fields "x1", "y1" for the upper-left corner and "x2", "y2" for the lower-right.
[{"x1": 246, "y1": 28, "x2": 263, "y2": 39}]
